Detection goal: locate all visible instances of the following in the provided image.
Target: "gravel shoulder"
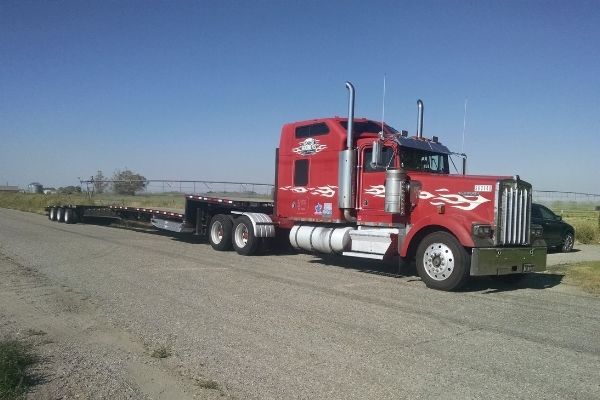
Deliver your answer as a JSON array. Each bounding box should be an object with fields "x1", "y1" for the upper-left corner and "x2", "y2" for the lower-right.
[{"x1": 1, "y1": 208, "x2": 599, "y2": 399}]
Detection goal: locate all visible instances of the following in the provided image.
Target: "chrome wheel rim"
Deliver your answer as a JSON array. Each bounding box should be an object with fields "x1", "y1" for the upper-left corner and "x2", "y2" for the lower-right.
[
  {"x1": 563, "y1": 234, "x2": 574, "y2": 252},
  {"x1": 210, "y1": 220, "x2": 224, "y2": 244},
  {"x1": 234, "y1": 223, "x2": 249, "y2": 248},
  {"x1": 423, "y1": 242, "x2": 454, "y2": 281}
]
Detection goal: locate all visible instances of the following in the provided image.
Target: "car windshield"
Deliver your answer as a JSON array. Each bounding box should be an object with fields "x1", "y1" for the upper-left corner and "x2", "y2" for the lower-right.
[{"x1": 399, "y1": 148, "x2": 449, "y2": 173}]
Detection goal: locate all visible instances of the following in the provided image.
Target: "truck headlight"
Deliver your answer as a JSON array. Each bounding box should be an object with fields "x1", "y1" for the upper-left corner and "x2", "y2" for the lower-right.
[{"x1": 472, "y1": 223, "x2": 493, "y2": 238}]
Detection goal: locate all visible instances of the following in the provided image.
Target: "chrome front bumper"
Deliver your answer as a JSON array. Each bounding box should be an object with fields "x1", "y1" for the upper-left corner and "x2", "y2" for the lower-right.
[{"x1": 470, "y1": 246, "x2": 547, "y2": 276}]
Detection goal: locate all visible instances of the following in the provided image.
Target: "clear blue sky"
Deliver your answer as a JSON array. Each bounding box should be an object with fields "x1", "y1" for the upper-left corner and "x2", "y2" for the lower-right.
[{"x1": 1, "y1": 0, "x2": 598, "y2": 193}]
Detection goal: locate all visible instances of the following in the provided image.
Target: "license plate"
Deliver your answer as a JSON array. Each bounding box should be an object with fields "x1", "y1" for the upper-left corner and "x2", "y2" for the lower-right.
[{"x1": 523, "y1": 264, "x2": 535, "y2": 272}]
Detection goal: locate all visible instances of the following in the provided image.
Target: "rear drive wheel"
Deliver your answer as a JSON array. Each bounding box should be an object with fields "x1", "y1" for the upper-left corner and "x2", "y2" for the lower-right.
[
  {"x1": 416, "y1": 232, "x2": 470, "y2": 291},
  {"x1": 232, "y1": 216, "x2": 260, "y2": 256},
  {"x1": 56, "y1": 207, "x2": 65, "y2": 223},
  {"x1": 208, "y1": 214, "x2": 233, "y2": 251},
  {"x1": 561, "y1": 232, "x2": 574, "y2": 253},
  {"x1": 49, "y1": 207, "x2": 57, "y2": 221}
]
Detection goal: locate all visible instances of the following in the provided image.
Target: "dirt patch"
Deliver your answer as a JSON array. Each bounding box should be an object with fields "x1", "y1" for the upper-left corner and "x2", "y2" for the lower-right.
[{"x1": 0, "y1": 253, "x2": 228, "y2": 399}]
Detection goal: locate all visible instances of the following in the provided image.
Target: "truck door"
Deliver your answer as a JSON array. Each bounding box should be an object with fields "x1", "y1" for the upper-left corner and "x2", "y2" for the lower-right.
[{"x1": 358, "y1": 145, "x2": 394, "y2": 211}]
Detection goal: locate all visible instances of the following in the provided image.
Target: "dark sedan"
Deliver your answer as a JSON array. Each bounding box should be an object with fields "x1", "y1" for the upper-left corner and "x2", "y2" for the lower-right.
[{"x1": 532, "y1": 203, "x2": 575, "y2": 252}]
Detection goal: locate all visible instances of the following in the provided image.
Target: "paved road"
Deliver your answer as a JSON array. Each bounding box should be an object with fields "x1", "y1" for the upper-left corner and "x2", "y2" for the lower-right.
[
  {"x1": 547, "y1": 243, "x2": 600, "y2": 265},
  {"x1": 1, "y1": 208, "x2": 599, "y2": 399}
]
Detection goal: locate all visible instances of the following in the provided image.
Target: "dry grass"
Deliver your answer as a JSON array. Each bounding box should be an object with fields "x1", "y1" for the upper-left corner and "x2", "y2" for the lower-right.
[
  {"x1": 542, "y1": 202, "x2": 600, "y2": 244},
  {"x1": 150, "y1": 346, "x2": 171, "y2": 359},
  {"x1": 0, "y1": 192, "x2": 183, "y2": 214},
  {"x1": 547, "y1": 261, "x2": 600, "y2": 295}
]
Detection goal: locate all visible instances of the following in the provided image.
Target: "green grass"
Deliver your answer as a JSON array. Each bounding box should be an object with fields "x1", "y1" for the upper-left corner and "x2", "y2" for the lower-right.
[
  {"x1": 547, "y1": 261, "x2": 600, "y2": 294},
  {"x1": 0, "y1": 340, "x2": 37, "y2": 400}
]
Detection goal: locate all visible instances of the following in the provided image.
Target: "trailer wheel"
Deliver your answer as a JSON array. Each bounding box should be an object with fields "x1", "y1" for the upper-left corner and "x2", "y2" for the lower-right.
[
  {"x1": 416, "y1": 231, "x2": 470, "y2": 291},
  {"x1": 232, "y1": 216, "x2": 259, "y2": 256},
  {"x1": 56, "y1": 207, "x2": 65, "y2": 223},
  {"x1": 49, "y1": 207, "x2": 57, "y2": 221},
  {"x1": 209, "y1": 214, "x2": 233, "y2": 251},
  {"x1": 64, "y1": 208, "x2": 76, "y2": 224}
]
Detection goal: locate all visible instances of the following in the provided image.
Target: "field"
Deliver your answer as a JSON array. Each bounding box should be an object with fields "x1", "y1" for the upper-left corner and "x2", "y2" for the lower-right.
[
  {"x1": 0, "y1": 192, "x2": 189, "y2": 214},
  {"x1": 537, "y1": 201, "x2": 600, "y2": 244}
]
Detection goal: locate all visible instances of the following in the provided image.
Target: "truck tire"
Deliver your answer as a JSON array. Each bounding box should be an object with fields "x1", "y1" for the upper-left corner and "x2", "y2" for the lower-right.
[
  {"x1": 64, "y1": 208, "x2": 76, "y2": 224},
  {"x1": 209, "y1": 214, "x2": 233, "y2": 251},
  {"x1": 56, "y1": 207, "x2": 65, "y2": 223},
  {"x1": 416, "y1": 231, "x2": 470, "y2": 291},
  {"x1": 232, "y1": 216, "x2": 260, "y2": 256},
  {"x1": 49, "y1": 207, "x2": 57, "y2": 221}
]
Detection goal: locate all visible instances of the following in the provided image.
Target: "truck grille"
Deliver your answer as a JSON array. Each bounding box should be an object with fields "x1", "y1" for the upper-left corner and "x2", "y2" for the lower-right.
[{"x1": 495, "y1": 179, "x2": 531, "y2": 245}]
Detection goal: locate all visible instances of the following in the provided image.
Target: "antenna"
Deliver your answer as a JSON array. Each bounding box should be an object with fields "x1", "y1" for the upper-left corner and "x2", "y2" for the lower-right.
[
  {"x1": 381, "y1": 74, "x2": 386, "y2": 138},
  {"x1": 461, "y1": 97, "x2": 468, "y2": 154}
]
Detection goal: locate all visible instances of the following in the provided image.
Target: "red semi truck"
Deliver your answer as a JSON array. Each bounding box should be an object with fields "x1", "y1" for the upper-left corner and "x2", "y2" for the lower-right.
[{"x1": 47, "y1": 82, "x2": 547, "y2": 290}]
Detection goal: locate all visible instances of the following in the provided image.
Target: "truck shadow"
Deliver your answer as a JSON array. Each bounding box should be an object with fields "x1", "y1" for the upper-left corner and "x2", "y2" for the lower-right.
[
  {"x1": 463, "y1": 273, "x2": 564, "y2": 293},
  {"x1": 308, "y1": 254, "x2": 564, "y2": 293},
  {"x1": 101, "y1": 224, "x2": 566, "y2": 293}
]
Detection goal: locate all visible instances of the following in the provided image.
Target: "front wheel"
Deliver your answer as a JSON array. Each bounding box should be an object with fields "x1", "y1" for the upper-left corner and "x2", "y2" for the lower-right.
[
  {"x1": 416, "y1": 232, "x2": 470, "y2": 291},
  {"x1": 232, "y1": 216, "x2": 260, "y2": 256},
  {"x1": 561, "y1": 232, "x2": 574, "y2": 253}
]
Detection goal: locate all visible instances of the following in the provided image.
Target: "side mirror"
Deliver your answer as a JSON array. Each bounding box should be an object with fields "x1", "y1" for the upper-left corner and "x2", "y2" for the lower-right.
[{"x1": 371, "y1": 140, "x2": 383, "y2": 169}]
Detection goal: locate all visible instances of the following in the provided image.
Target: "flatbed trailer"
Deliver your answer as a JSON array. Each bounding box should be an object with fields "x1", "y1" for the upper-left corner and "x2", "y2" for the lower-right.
[{"x1": 46, "y1": 194, "x2": 274, "y2": 236}]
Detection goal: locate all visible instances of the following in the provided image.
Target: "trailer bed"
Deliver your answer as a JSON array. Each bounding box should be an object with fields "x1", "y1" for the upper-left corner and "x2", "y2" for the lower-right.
[{"x1": 45, "y1": 194, "x2": 274, "y2": 237}]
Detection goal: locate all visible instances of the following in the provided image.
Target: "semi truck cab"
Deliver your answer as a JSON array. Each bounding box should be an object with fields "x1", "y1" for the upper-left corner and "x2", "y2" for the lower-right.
[{"x1": 276, "y1": 82, "x2": 546, "y2": 290}]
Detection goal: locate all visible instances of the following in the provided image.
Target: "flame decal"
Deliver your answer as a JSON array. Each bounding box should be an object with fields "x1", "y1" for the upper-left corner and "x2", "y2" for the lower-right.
[
  {"x1": 419, "y1": 190, "x2": 490, "y2": 211},
  {"x1": 280, "y1": 185, "x2": 337, "y2": 198},
  {"x1": 310, "y1": 185, "x2": 337, "y2": 198},
  {"x1": 363, "y1": 186, "x2": 490, "y2": 210},
  {"x1": 364, "y1": 185, "x2": 386, "y2": 198},
  {"x1": 292, "y1": 138, "x2": 327, "y2": 155}
]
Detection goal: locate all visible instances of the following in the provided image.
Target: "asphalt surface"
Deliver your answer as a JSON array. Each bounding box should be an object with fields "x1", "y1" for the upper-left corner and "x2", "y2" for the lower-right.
[{"x1": 1, "y1": 207, "x2": 599, "y2": 399}]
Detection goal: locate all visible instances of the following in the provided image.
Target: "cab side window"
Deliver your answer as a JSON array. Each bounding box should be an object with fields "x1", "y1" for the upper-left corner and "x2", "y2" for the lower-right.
[
  {"x1": 363, "y1": 146, "x2": 394, "y2": 172},
  {"x1": 294, "y1": 159, "x2": 309, "y2": 186}
]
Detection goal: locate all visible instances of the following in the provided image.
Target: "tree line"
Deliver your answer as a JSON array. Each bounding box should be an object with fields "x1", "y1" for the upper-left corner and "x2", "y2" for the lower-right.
[{"x1": 92, "y1": 169, "x2": 147, "y2": 195}]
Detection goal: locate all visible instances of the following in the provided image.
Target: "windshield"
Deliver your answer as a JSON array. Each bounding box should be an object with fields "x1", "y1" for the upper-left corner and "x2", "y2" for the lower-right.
[{"x1": 400, "y1": 148, "x2": 449, "y2": 173}]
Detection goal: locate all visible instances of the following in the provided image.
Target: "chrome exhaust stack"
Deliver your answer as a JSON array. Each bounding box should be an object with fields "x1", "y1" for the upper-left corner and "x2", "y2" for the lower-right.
[
  {"x1": 345, "y1": 82, "x2": 355, "y2": 149},
  {"x1": 338, "y1": 82, "x2": 357, "y2": 221},
  {"x1": 416, "y1": 99, "x2": 424, "y2": 138}
]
